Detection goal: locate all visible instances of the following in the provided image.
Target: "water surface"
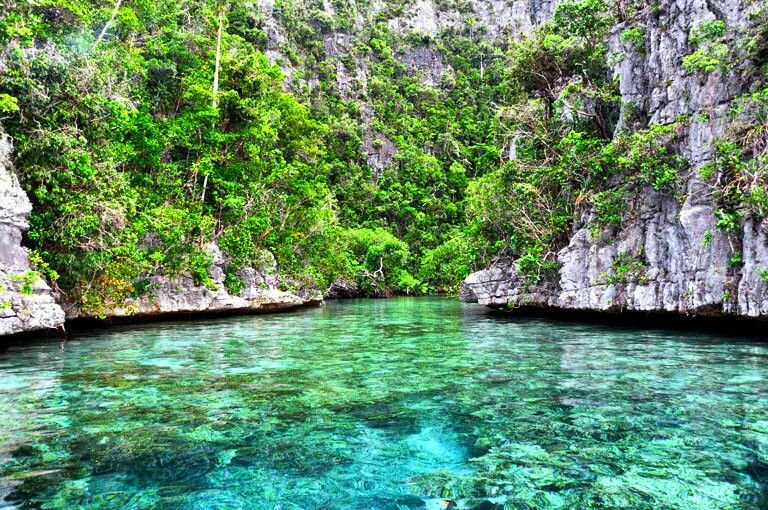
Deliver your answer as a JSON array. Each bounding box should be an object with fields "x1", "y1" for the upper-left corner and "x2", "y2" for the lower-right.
[{"x1": 1, "y1": 298, "x2": 767, "y2": 509}]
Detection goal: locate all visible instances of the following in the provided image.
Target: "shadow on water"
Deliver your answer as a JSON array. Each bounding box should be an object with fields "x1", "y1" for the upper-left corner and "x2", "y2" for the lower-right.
[{"x1": 479, "y1": 304, "x2": 768, "y2": 340}]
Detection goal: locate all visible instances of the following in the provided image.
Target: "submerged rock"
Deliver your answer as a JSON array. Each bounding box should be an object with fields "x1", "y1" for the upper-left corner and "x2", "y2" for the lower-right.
[{"x1": 0, "y1": 129, "x2": 65, "y2": 336}]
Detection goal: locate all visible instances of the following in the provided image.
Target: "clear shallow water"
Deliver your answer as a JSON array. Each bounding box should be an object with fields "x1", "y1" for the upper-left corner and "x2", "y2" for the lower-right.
[{"x1": 0, "y1": 298, "x2": 767, "y2": 509}]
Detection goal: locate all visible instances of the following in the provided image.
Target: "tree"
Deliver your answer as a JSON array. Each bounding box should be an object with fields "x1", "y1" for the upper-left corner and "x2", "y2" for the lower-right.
[{"x1": 201, "y1": 0, "x2": 227, "y2": 203}]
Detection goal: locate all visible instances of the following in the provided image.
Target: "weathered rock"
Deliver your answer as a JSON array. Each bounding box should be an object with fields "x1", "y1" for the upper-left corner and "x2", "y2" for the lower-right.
[
  {"x1": 0, "y1": 130, "x2": 66, "y2": 336},
  {"x1": 461, "y1": 260, "x2": 554, "y2": 308},
  {"x1": 739, "y1": 217, "x2": 768, "y2": 317},
  {"x1": 385, "y1": 0, "x2": 554, "y2": 38},
  {"x1": 65, "y1": 244, "x2": 321, "y2": 320},
  {"x1": 326, "y1": 276, "x2": 361, "y2": 299},
  {"x1": 395, "y1": 46, "x2": 448, "y2": 87},
  {"x1": 463, "y1": 0, "x2": 768, "y2": 321}
]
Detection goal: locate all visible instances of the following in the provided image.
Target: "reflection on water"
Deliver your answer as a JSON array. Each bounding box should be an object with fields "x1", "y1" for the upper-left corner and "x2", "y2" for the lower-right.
[{"x1": 0, "y1": 298, "x2": 767, "y2": 509}]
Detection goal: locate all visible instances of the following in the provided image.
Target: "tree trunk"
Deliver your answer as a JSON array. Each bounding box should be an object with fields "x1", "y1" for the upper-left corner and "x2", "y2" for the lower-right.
[
  {"x1": 92, "y1": 0, "x2": 123, "y2": 51},
  {"x1": 212, "y1": 2, "x2": 224, "y2": 109},
  {"x1": 202, "y1": 1, "x2": 225, "y2": 203}
]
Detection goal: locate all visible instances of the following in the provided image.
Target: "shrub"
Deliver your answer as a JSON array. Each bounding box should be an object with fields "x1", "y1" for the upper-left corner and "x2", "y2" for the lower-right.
[
  {"x1": 683, "y1": 20, "x2": 730, "y2": 74},
  {"x1": 340, "y1": 228, "x2": 423, "y2": 296},
  {"x1": 517, "y1": 247, "x2": 559, "y2": 285},
  {"x1": 419, "y1": 236, "x2": 476, "y2": 293},
  {"x1": 599, "y1": 253, "x2": 649, "y2": 286},
  {"x1": 591, "y1": 189, "x2": 627, "y2": 229},
  {"x1": 620, "y1": 27, "x2": 646, "y2": 53}
]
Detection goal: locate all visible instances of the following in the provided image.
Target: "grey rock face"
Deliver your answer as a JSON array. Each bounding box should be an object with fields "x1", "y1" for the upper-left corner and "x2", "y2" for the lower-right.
[
  {"x1": 254, "y1": 0, "x2": 562, "y2": 174},
  {"x1": 463, "y1": 0, "x2": 768, "y2": 320},
  {"x1": 386, "y1": 0, "x2": 541, "y2": 38},
  {"x1": 461, "y1": 260, "x2": 554, "y2": 308},
  {"x1": 737, "y1": 217, "x2": 768, "y2": 317},
  {"x1": 65, "y1": 244, "x2": 321, "y2": 320},
  {"x1": 0, "y1": 131, "x2": 66, "y2": 336},
  {"x1": 395, "y1": 46, "x2": 447, "y2": 87}
]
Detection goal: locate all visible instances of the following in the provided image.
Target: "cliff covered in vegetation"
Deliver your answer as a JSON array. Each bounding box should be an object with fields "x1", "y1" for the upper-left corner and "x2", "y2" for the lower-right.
[
  {"x1": 0, "y1": 0, "x2": 766, "y2": 327},
  {"x1": 461, "y1": 0, "x2": 768, "y2": 320}
]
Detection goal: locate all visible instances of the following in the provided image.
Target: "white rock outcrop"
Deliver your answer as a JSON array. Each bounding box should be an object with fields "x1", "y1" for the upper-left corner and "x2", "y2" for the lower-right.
[
  {"x1": 0, "y1": 131, "x2": 65, "y2": 336},
  {"x1": 65, "y1": 245, "x2": 321, "y2": 320}
]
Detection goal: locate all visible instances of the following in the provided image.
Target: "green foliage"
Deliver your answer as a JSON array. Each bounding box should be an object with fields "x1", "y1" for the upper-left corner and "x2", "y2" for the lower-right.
[
  {"x1": 465, "y1": 160, "x2": 574, "y2": 266},
  {"x1": 418, "y1": 236, "x2": 476, "y2": 293},
  {"x1": 759, "y1": 269, "x2": 768, "y2": 285},
  {"x1": 1, "y1": 0, "x2": 344, "y2": 309},
  {"x1": 608, "y1": 123, "x2": 687, "y2": 191},
  {"x1": 507, "y1": 10, "x2": 618, "y2": 137},
  {"x1": 1, "y1": 0, "x2": 752, "y2": 306},
  {"x1": 28, "y1": 250, "x2": 59, "y2": 284},
  {"x1": 517, "y1": 247, "x2": 559, "y2": 285},
  {"x1": 600, "y1": 253, "x2": 649, "y2": 286},
  {"x1": 339, "y1": 228, "x2": 422, "y2": 296},
  {"x1": 699, "y1": 162, "x2": 716, "y2": 181},
  {"x1": 190, "y1": 252, "x2": 217, "y2": 291},
  {"x1": 620, "y1": 27, "x2": 646, "y2": 53},
  {"x1": 715, "y1": 209, "x2": 742, "y2": 233},
  {"x1": 552, "y1": 0, "x2": 614, "y2": 42},
  {"x1": 706, "y1": 125, "x2": 768, "y2": 225},
  {"x1": 745, "y1": 3, "x2": 768, "y2": 72},
  {"x1": 689, "y1": 20, "x2": 726, "y2": 45},
  {"x1": 10, "y1": 271, "x2": 39, "y2": 296},
  {"x1": 683, "y1": 43, "x2": 730, "y2": 74},
  {"x1": 591, "y1": 189, "x2": 627, "y2": 230},
  {"x1": 683, "y1": 20, "x2": 730, "y2": 74},
  {"x1": 0, "y1": 93, "x2": 19, "y2": 114}
]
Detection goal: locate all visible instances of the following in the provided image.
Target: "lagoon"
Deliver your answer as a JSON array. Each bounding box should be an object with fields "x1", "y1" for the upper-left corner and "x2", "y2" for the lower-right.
[{"x1": 1, "y1": 298, "x2": 767, "y2": 509}]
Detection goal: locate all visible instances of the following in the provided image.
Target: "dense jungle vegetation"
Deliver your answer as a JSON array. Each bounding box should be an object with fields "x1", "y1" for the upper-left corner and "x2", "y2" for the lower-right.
[{"x1": 0, "y1": 0, "x2": 766, "y2": 313}]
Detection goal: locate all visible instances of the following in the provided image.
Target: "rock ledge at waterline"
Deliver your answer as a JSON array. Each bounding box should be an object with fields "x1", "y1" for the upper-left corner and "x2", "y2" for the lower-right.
[
  {"x1": 461, "y1": 189, "x2": 768, "y2": 319},
  {"x1": 462, "y1": 0, "x2": 768, "y2": 320},
  {"x1": 64, "y1": 245, "x2": 322, "y2": 321}
]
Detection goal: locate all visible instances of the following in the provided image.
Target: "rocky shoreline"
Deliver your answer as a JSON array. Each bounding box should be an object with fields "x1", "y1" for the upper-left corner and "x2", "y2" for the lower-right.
[
  {"x1": 461, "y1": 0, "x2": 768, "y2": 321},
  {"x1": 2, "y1": 0, "x2": 767, "y2": 337},
  {"x1": 63, "y1": 244, "x2": 323, "y2": 323},
  {"x1": 0, "y1": 128, "x2": 320, "y2": 340}
]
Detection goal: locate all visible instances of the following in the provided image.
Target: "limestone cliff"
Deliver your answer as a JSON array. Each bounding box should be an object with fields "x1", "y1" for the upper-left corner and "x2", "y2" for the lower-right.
[
  {"x1": 0, "y1": 130, "x2": 65, "y2": 336},
  {"x1": 255, "y1": 0, "x2": 558, "y2": 173},
  {"x1": 462, "y1": 0, "x2": 768, "y2": 320}
]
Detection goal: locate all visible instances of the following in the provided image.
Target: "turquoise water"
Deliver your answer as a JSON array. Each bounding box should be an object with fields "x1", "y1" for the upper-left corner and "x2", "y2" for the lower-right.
[{"x1": 0, "y1": 298, "x2": 767, "y2": 509}]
